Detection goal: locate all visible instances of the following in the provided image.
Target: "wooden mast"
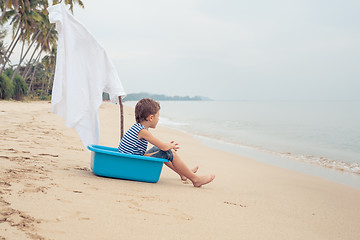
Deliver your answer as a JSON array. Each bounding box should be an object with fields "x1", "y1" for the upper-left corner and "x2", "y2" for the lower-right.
[{"x1": 119, "y1": 96, "x2": 124, "y2": 140}]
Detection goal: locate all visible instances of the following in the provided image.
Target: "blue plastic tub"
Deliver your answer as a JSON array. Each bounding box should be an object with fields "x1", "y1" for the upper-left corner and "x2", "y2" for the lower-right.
[{"x1": 88, "y1": 145, "x2": 169, "y2": 183}]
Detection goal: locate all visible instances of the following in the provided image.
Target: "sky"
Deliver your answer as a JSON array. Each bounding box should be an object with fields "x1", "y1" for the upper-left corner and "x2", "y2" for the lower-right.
[{"x1": 49, "y1": 0, "x2": 360, "y2": 100}]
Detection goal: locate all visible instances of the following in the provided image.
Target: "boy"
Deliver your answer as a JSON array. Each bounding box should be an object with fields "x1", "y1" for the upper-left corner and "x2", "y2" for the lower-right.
[{"x1": 118, "y1": 98, "x2": 215, "y2": 187}]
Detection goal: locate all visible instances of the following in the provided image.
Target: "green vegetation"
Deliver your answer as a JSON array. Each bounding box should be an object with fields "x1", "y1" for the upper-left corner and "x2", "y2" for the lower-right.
[
  {"x1": 0, "y1": 72, "x2": 13, "y2": 99},
  {"x1": 0, "y1": 0, "x2": 84, "y2": 101}
]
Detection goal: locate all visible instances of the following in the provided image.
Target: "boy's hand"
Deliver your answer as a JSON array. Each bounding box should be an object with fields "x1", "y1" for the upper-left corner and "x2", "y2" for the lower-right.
[{"x1": 170, "y1": 141, "x2": 179, "y2": 151}]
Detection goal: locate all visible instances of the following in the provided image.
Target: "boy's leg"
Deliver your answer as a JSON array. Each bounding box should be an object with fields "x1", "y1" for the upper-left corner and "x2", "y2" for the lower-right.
[
  {"x1": 171, "y1": 152, "x2": 215, "y2": 187},
  {"x1": 148, "y1": 146, "x2": 199, "y2": 181},
  {"x1": 164, "y1": 161, "x2": 199, "y2": 181}
]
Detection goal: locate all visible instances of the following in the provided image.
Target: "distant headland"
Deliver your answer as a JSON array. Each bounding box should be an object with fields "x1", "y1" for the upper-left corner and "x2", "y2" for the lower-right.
[{"x1": 104, "y1": 92, "x2": 212, "y2": 101}]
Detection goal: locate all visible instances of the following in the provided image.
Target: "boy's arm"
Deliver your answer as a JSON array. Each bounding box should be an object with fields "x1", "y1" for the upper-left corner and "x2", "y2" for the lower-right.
[{"x1": 138, "y1": 129, "x2": 178, "y2": 151}]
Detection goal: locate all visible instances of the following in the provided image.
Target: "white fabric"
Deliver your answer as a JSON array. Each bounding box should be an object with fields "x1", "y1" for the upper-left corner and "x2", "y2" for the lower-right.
[{"x1": 48, "y1": 3, "x2": 125, "y2": 148}]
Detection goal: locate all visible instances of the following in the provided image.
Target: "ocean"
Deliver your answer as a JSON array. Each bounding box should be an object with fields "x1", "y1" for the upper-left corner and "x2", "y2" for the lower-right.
[{"x1": 124, "y1": 100, "x2": 360, "y2": 189}]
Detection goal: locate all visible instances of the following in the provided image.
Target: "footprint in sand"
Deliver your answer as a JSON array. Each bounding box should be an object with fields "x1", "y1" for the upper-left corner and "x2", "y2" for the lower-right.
[
  {"x1": 0, "y1": 207, "x2": 44, "y2": 239},
  {"x1": 23, "y1": 183, "x2": 48, "y2": 194},
  {"x1": 74, "y1": 167, "x2": 91, "y2": 171},
  {"x1": 0, "y1": 181, "x2": 11, "y2": 187},
  {"x1": 124, "y1": 198, "x2": 193, "y2": 221},
  {"x1": 38, "y1": 153, "x2": 59, "y2": 158},
  {"x1": 2, "y1": 148, "x2": 18, "y2": 153},
  {"x1": 224, "y1": 201, "x2": 247, "y2": 207}
]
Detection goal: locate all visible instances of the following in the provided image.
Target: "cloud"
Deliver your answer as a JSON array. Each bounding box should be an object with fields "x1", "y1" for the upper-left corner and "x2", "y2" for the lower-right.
[{"x1": 73, "y1": 0, "x2": 360, "y2": 100}]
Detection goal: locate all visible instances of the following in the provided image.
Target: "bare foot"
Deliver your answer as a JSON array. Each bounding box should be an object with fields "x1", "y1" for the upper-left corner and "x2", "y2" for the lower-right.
[
  {"x1": 181, "y1": 166, "x2": 199, "y2": 181},
  {"x1": 193, "y1": 174, "x2": 215, "y2": 187}
]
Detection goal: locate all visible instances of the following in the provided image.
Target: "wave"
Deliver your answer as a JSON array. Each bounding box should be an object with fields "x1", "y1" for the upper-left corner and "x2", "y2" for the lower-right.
[
  {"x1": 284, "y1": 153, "x2": 360, "y2": 176},
  {"x1": 193, "y1": 134, "x2": 360, "y2": 176}
]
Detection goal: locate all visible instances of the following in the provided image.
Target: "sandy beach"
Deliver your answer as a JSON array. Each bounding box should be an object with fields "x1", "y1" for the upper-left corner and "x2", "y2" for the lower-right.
[{"x1": 1, "y1": 101, "x2": 360, "y2": 240}]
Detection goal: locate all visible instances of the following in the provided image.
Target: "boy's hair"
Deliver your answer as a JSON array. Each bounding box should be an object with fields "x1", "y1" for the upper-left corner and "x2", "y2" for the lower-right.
[{"x1": 135, "y1": 98, "x2": 160, "y2": 123}]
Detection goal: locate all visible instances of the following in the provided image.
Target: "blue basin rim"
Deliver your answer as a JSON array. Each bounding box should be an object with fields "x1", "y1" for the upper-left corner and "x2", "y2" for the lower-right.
[{"x1": 87, "y1": 144, "x2": 169, "y2": 163}]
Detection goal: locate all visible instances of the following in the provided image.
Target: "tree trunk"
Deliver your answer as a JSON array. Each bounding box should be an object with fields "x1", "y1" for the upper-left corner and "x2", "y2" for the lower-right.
[
  {"x1": 18, "y1": 34, "x2": 26, "y2": 68},
  {"x1": 7, "y1": 24, "x2": 22, "y2": 55},
  {"x1": 10, "y1": 30, "x2": 42, "y2": 82},
  {"x1": 0, "y1": 25, "x2": 22, "y2": 75},
  {"x1": 40, "y1": 76, "x2": 45, "y2": 97},
  {"x1": 46, "y1": 70, "x2": 55, "y2": 96},
  {"x1": 22, "y1": 42, "x2": 40, "y2": 80},
  {"x1": 27, "y1": 50, "x2": 42, "y2": 95},
  {"x1": 26, "y1": 27, "x2": 53, "y2": 95},
  {"x1": 0, "y1": 24, "x2": 20, "y2": 69}
]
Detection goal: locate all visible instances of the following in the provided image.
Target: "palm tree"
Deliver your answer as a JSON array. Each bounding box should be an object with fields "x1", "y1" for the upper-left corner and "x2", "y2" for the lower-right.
[
  {"x1": 8, "y1": 0, "x2": 46, "y2": 81},
  {"x1": 1, "y1": 0, "x2": 84, "y2": 76},
  {"x1": 25, "y1": 0, "x2": 84, "y2": 96},
  {"x1": 26, "y1": 7, "x2": 58, "y2": 95},
  {"x1": 2, "y1": 0, "x2": 86, "y2": 99},
  {"x1": 0, "y1": 0, "x2": 32, "y2": 75}
]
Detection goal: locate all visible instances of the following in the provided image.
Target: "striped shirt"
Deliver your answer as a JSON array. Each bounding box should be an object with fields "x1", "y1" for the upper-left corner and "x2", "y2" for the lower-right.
[{"x1": 118, "y1": 123, "x2": 148, "y2": 155}]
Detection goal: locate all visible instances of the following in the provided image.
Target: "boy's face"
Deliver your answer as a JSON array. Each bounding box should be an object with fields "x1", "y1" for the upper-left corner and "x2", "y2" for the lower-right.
[{"x1": 148, "y1": 111, "x2": 160, "y2": 128}]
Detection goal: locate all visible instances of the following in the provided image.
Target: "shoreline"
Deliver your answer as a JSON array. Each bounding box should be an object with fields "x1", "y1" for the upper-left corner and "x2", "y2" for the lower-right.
[
  {"x1": 194, "y1": 134, "x2": 360, "y2": 190},
  {"x1": 1, "y1": 101, "x2": 360, "y2": 239}
]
